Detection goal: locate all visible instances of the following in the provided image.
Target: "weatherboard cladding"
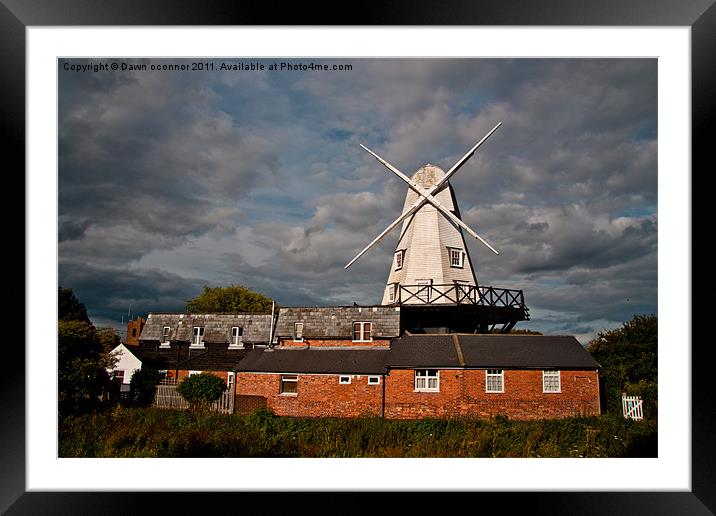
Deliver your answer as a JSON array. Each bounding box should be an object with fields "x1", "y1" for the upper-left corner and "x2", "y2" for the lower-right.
[
  {"x1": 236, "y1": 348, "x2": 390, "y2": 375},
  {"x1": 140, "y1": 313, "x2": 273, "y2": 344},
  {"x1": 389, "y1": 334, "x2": 600, "y2": 370},
  {"x1": 274, "y1": 306, "x2": 400, "y2": 339}
]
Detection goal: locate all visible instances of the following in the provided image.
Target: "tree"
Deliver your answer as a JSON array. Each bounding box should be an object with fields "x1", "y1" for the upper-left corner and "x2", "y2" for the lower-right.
[
  {"x1": 186, "y1": 284, "x2": 274, "y2": 313},
  {"x1": 128, "y1": 368, "x2": 161, "y2": 407},
  {"x1": 176, "y1": 373, "x2": 227, "y2": 411},
  {"x1": 58, "y1": 286, "x2": 90, "y2": 323},
  {"x1": 587, "y1": 314, "x2": 657, "y2": 418},
  {"x1": 58, "y1": 320, "x2": 118, "y2": 413}
]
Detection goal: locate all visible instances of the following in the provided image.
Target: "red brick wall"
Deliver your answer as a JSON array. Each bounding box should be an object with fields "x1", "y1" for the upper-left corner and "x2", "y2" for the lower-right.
[
  {"x1": 384, "y1": 369, "x2": 600, "y2": 420},
  {"x1": 279, "y1": 338, "x2": 390, "y2": 349},
  {"x1": 125, "y1": 317, "x2": 146, "y2": 346},
  {"x1": 236, "y1": 372, "x2": 384, "y2": 418}
]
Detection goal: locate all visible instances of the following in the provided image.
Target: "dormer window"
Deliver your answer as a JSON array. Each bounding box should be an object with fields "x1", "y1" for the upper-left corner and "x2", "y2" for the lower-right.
[
  {"x1": 160, "y1": 326, "x2": 171, "y2": 346},
  {"x1": 394, "y1": 249, "x2": 405, "y2": 270},
  {"x1": 448, "y1": 247, "x2": 464, "y2": 268},
  {"x1": 230, "y1": 326, "x2": 244, "y2": 347},
  {"x1": 293, "y1": 322, "x2": 304, "y2": 342},
  {"x1": 191, "y1": 326, "x2": 205, "y2": 347}
]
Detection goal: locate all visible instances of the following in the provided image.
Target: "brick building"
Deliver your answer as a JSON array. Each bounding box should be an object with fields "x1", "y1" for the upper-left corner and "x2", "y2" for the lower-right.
[{"x1": 125, "y1": 316, "x2": 146, "y2": 346}]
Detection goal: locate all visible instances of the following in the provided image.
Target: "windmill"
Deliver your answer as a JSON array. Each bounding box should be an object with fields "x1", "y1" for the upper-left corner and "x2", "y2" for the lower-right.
[{"x1": 345, "y1": 122, "x2": 529, "y2": 333}]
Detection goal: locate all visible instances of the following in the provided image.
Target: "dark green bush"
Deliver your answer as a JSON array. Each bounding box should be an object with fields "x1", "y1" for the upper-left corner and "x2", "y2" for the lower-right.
[{"x1": 176, "y1": 373, "x2": 226, "y2": 411}]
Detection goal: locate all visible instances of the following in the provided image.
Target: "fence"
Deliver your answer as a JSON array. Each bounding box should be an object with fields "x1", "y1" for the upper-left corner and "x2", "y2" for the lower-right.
[
  {"x1": 621, "y1": 394, "x2": 644, "y2": 421},
  {"x1": 153, "y1": 379, "x2": 235, "y2": 414}
]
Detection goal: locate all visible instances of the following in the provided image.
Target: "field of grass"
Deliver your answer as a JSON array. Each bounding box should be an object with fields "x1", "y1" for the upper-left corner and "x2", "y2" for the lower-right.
[{"x1": 59, "y1": 406, "x2": 657, "y2": 458}]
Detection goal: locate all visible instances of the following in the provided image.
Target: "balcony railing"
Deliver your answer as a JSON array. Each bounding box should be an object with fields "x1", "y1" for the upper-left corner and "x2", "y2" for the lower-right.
[{"x1": 397, "y1": 283, "x2": 526, "y2": 310}]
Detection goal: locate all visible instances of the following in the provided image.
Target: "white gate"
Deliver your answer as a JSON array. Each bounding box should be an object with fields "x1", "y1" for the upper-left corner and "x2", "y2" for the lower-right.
[
  {"x1": 154, "y1": 379, "x2": 235, "y2": 414},
  {"x1": 622, "y1": 394, "x2": 644, "y2": 420}
]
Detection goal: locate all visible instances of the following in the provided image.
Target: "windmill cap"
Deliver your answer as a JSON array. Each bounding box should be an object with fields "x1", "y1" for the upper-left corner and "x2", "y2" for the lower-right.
[{"x1": 412, "y1": 164, "x2": 446, "y2": 188}]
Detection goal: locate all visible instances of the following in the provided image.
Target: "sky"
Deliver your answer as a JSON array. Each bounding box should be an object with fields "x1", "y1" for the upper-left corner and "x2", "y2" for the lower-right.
[{"x1": 58, "y1": 58, "x2": 657, "y2": 344}]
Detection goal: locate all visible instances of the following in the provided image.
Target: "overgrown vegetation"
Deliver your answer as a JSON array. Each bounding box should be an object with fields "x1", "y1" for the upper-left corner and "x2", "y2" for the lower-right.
[
  {"x1": 176, "y1": 373, "x2": 226, "y2": 411},
  {"x1": 186, "y1": 284, "x2": 274, "y2": 313},
  {"x1": 59, "y1": 407, "x2": 656, "y2": 458},
  {"x1": 587, "y1": 314, "x2": 657, "y2": 419}
]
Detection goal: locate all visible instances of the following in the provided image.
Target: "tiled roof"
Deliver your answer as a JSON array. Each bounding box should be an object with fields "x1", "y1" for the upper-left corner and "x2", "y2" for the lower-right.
[
  {"x1": 274, "y1": 306, "x2": 400, "y2": 339},
  {"x1": 133, "y1": 342, "x2": 252, "y2": 372},
  {"x1": 236, "y1": 348, "x2": 390, "y2": 375},
  {"x1": 140, "y1": 313, "x2": 274, "y2": 345},
  {"x1": 389, "y1": 334, "x2": 600, "y2": 369}
]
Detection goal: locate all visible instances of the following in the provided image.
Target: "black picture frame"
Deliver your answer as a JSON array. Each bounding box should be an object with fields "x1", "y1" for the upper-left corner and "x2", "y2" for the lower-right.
[{"x1": 5, "y1": 0, "x2": 710, "y2": 513}]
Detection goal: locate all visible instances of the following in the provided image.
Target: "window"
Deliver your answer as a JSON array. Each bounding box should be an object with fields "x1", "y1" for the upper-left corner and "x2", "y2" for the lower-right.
[
  {"x1": 368, "y1": 376, "x2": 381, "y2": 385},
  {"x1": 280, "y1": 375, "x2": 298, "y2": 395},
  {"x1": 293, "y1": 322, "x2": 304, "y2": 342},
  {"x1": 188, "y1": 370, "x2": 202, "y2": 376},
  {"x1": 158, "y1": 370, "x2": 168, "y2": 381},
  {"x1": 486, "y1": 369, "x2": 504, "y2": 392},
  {"x1": 227, "y1": 372, "x2": 235, "y2": 389},
  {"x1": 339, "y1": 375, "x2": 352, "y2": 384},
  {"x1": 387, "y1": 283, "x2": 398, "y2": 303},
  {"x1": 191, "y1": 326, "x2": 204, "y2": 346},
  {"x1": 543, "y1": 370, "x2": 561, "y2": 393},
  {"x1": 449, "y1": 247, "x2": 464, "y2": 268},
  {"x1": 161, "y1": 326, "x2": 171, "y2": 345},
  {"x1": 416, "y1": 279, "x2": 432, "y2": 302},
  {"x1": 414, "y1": 369, "x2": 439, "y2": 391},
  {"x1": 231, "y1": 326, "x2": 244, "y2": 346},
  {"x1": 113, "y1": 370, "x2": 125, "y2": 383},
  {"x1": 394, "y1": 250, "x2": 405, "y2": 270},
  {"x1": 352, "y1": 321, "x2": 372, "y2": 342},
  {"x1": 131, "y1": 328, "x2": 137, "y2": 337}
]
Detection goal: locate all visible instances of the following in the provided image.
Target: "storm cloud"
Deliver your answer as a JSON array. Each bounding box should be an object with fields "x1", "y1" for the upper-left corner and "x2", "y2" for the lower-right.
[{"x1": 58, "y1": 58, "x2": 657, "y2": 343}]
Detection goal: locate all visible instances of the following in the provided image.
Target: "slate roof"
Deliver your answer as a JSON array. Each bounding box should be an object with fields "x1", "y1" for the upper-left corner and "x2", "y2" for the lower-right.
[
  {"x1": 274, "y1": 306, "x2": 401, "y2": 339},
  {"x1": 132, "y1": 342, "x2": 250, "y2": 372},
  {"x1": 389, "y1": 334, "x2": 600, "y2": 369},
  {"x1": 140, "y1": 313, "x2": 274, "y2": 345},
  {"x1": 236, "y1": 348, "x2": 390, "y2": 375}
]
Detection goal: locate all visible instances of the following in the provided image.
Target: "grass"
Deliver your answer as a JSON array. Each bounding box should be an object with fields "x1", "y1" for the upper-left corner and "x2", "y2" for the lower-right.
[{"x1": 59, "y1": 406, "x2": 657, "y2": 458}]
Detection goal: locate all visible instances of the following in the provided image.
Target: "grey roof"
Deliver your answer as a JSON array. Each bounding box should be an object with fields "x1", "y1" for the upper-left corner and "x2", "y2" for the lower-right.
[
  {"x1": 133, "y1": 342, "x2": 251, "y2": 372},
  {"x1": 236, "y1": 348, "x2": 390, "y2": 375},
  {"x1": 389, "y1": 334, "x2": 600, "y2": 369},
  {"x1": 274, "y1": 306, "x2": 401, "y2": 339},
  {"x1": 140, "y1": 313, "x2": 274, "y2": 345}
]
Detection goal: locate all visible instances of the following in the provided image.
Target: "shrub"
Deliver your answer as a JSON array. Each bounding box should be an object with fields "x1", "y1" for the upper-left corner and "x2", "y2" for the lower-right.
[
  {"x1": 129, "y1": 368, "x2": 162, "y2": 407},
  {"x1": 176, "y1": 373, "x2": 226, "y2": 411}
]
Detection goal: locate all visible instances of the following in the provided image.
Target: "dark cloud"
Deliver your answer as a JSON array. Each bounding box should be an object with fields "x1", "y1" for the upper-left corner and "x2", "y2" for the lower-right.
[{"x1": 58, "y1": 58, "x2": 657, "y2": 340}]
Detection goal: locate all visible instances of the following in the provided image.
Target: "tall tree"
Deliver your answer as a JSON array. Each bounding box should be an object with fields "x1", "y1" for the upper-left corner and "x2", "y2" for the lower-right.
[
  {"x1": 186, "y1": 284, "x2": 274, "y2": 313},
  {"x1": 58, "y1": 286, "x2": 90, "y2": 323},
  {"x1": 587, "y1": 314, "x2": 657, "y2": 418}
]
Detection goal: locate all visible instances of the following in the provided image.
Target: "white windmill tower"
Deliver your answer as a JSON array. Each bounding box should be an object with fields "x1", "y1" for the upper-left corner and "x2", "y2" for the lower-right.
[{"x1": 345, "y1": 122, "x2": 527, "y2": 333}]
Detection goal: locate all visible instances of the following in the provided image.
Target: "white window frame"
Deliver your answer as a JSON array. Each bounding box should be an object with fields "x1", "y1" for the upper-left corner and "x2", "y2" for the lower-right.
[
  {"x1": 230, "y1": 326, "x2": 244, "y2": 347},
  {"x1": 542, "y1": 370, "x2": 561, "y2": 393},
  {"x1": 368, "y1": 376, "x2": 381, "y2": 385},
  {"x1": 280, "y1": 374, "x2": 298, "y2": 395},
  {"x1": 160, "y1": 326, "x2": 171, "y2": 346},
  {"x1": 416, "y1": 279, "x2": 432, "y2": 302},
  {"x1": 486, "y1": 369, "x2": 504, "y2": 393},
  {"x1": 293, "y1": 322, "x2": 304, "y2": 342},
  {"x1": 448, "y1": 247, "x2": 464, "y2": 268},
  {"x1": 414, "y1": 369, "x2": 439, "y2": 392},
  {"x1": 188, "y1": 370, "x2": 202, "y2": 377},
  {"x1": 191, "y1": 326, "x2": 205, "y2": 347},
  {"x1": 352, "y1": 321, "x2": 372, "y2": 342},
  {"x1": 227, "y1": 371, "x2": 235, "y2": 389},
  {"x1": 339, "y1": 375, "x2": 352, "y2": 384},
  {"x1": 394, "y1": 249, "x2": 405, "y2": 270},
  {"x1": 387, "y1": 283, "x2": 398, "y2": 303}
]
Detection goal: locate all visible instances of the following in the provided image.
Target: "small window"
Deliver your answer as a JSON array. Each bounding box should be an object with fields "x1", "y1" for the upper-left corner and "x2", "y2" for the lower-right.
[
  {"x1": 192, "y1": 326, "x2": 205, "y2": 346},
  {"x1": 131, "y1": 328, "x2": 137, "y2": 337},
  {"x1": 486, "y1": 369, "x2": 504, "y2": 393},
  {"x1": 158, "y1": 370, "x2": 168, "y2": 381},
  {"x1": 543, "y1": 370, "x2": 561, "y2": 393},
  {"x1": 231, "y1": 326, "x2": 244, "y2": 346},
  {"x1": 449, "y1": 247, "x2": 464, "y2": 268},
  {"x1": 113, "y1": 370, "x2": 125, "y2": 383},
  {"x1": 368, "y1": 376, "x2": 381, "y2": 385},
  {"x1": 227, "y1": 372, "x2": 235, "y2": 389},
  {"x1": 162, "y1": 326, "x2": 171, "y2": 344},
  {"x1": 293, "y1": 322, "x2": 304, "y2": 342},
  {"x1": 352, "y1": 321, "x2": 372, "y2": 342},
  {"x1": 394, "y1": 250, "x2": 405, "y2": 270},
  {"x1": 188, "y1": 370, "x2": 202, "y2": 377},
  {"x1": 280, "y1": 374, "x2": 298, "y2": 395},
  {"x1": 339, "y1": 375, "x2": 351, "y2": 384},
  {"x1": 414, "y1": 369, "x2": 439, "y2": 392}
]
